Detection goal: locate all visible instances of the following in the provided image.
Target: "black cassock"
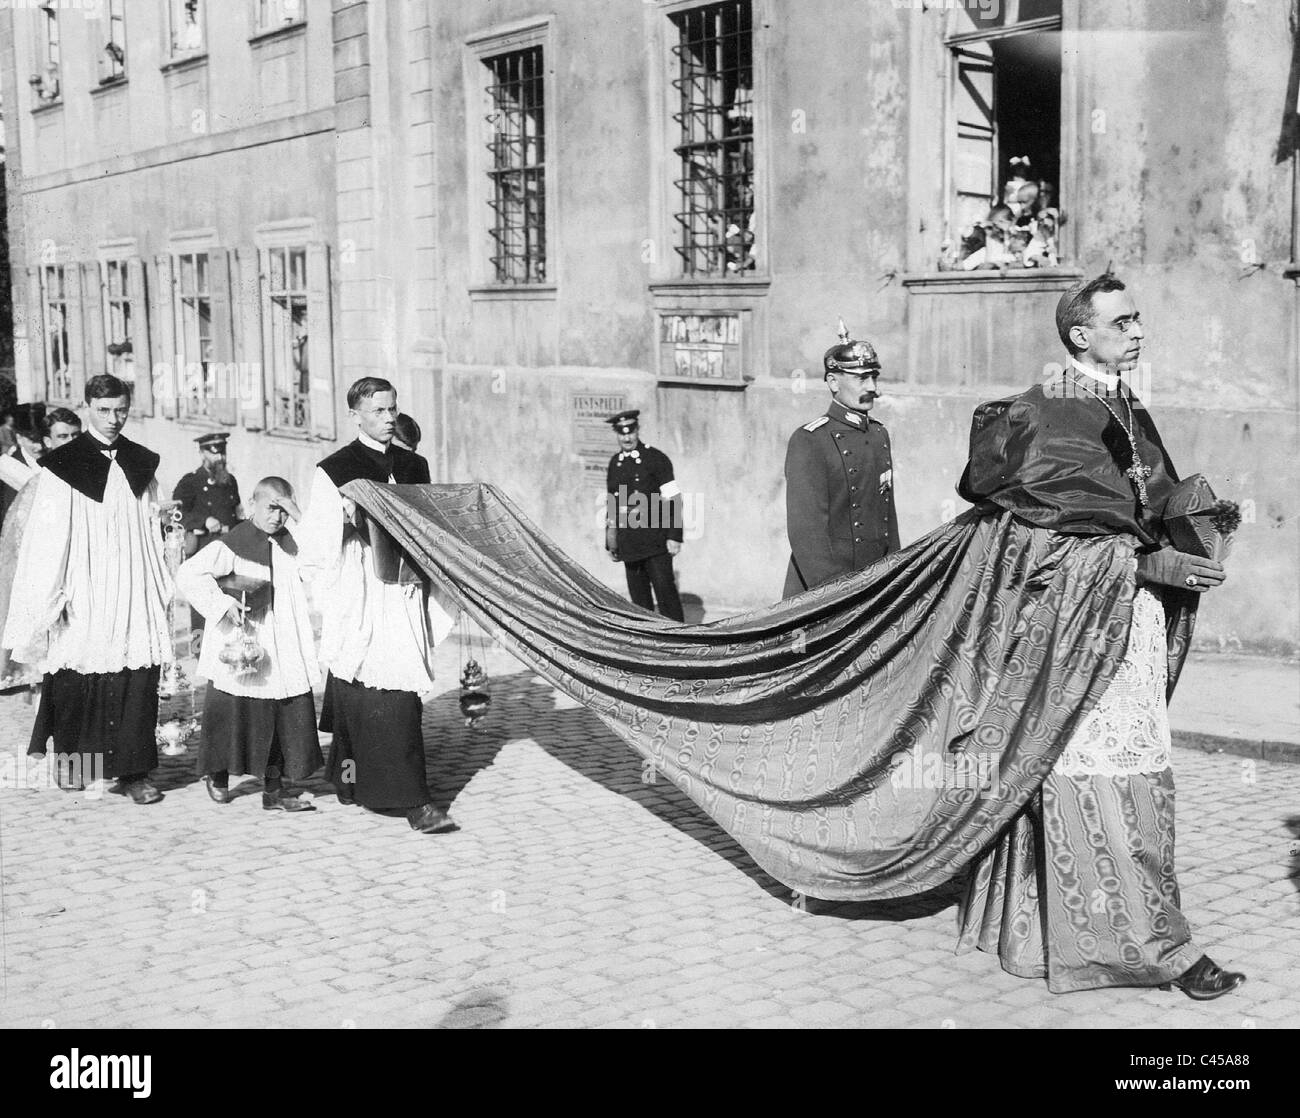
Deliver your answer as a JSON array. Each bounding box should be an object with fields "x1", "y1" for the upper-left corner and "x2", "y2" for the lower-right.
[{"x1": 316, "y1": 439, "x2": 435, "y2": 810}]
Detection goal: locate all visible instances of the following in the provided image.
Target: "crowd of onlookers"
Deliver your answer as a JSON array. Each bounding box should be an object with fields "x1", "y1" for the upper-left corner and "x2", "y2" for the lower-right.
[{"x1": 940, "y1": 157, "x2": 1063, "y2": 271}]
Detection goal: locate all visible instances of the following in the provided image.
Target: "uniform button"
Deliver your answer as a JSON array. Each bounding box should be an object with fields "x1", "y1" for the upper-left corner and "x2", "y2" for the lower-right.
[
  {"x1": 854, "y1": 537, "x2": 863, "y2": 544},
  {"x1": 853, "y1": 521, "x2": 861, "y2": 527},
  {"x1": 841, "y1": 450, "x2": 850, "y2": 456},
  {"x1": 851, "y1": 503, "x2": 860, "y2": 509}
]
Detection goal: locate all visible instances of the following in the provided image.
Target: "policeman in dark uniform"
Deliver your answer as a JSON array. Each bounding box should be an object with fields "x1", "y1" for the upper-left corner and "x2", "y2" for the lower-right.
[
  {"x1": 605, "y1": 409, "x2": 685, "y2": 621},
  {"x1": 782, "y1": 323, "x2": 900, "y2": 598},
  {"x1": 173, "y1": 430, "x2": 242, "y2": 644}
]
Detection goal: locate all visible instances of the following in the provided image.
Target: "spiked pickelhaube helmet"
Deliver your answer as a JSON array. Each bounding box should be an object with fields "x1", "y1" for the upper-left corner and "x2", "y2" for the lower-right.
[{"x1": 823, "y1": 318, "x2": 881, "y2": 378}]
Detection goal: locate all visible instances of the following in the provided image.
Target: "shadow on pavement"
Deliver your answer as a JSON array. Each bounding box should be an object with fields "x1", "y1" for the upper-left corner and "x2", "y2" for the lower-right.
[
  {"x1": 433, "y1": 669, "x2": 961, "y2": 923},
  {"x1": 435, "y1": 988, "x2": 510, "y2": 1029}
]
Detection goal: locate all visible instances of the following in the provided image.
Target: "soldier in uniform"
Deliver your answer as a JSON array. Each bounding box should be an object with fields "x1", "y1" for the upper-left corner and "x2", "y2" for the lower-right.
[
  {"x1": 173, "y1": 430, "x2": 242, "y2": 645},
  {"x1": 782, "y1": 323, "x2": 900, "y2": 598},
  {"x1": 605, "y1": 409, "x2": 685, "y2": 622}
]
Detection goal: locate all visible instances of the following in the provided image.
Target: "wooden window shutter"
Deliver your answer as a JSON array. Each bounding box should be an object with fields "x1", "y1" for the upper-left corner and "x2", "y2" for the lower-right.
[
  {"x1": 234, "y1": 247, "x2": 266, "y2": 431},
  {"x1": 26, "y1": 267, "x2": 48, "y2": 402},
  {"x1": 306, "y1": 242, "x2": 336, "y2": 440},
  {"x1": 207, "y1": 249, "x2": 239, "y2": 426},
  {"x1": 153, "y1": 254, "x2": 179, "y2": 419},
  {"x1": 953, "y1": 44, "x2": 997, "y2": 238},
  {"x1": 127, "y1": 258, "x2": 155, "y2": 416},
  {"x1": 65, "y1": 265, "x2": 88, "y2": 404},
  {"x1": 82, "y1": 261, "x2": 107, "y2": 382}
]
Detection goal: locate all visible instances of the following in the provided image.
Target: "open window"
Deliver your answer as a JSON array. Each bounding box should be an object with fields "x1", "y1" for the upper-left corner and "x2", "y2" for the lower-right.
[
  {"x1": 942, "y1": 0, "x2": 1063, "y2": 271},
  {"x1": 98, "y1": 0, "x2": 127, "y2": 85},
  {"x1": 167, "y1": 0, "x2": 206, "y2": 62},
  {"x1": 254, "y1": 0, "x2": 306, "y2": 35},
  {"x1": 29, "y1": 2, "x2": 61, "y2": 105},
  {"x1": 97, "y1": 254, "x2": 151, "y2": 412},
  {"x1": 158, "y1": 240, "x2": 237, "y2": 425},
  {"x1": 33, "y1": 264, "x2": 74, "y2": 401}
]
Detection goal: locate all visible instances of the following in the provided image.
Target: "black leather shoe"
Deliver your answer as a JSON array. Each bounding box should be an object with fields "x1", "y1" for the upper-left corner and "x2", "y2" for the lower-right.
[
  {"x1": 263, "y1": 791, "x2": 316, "y2": 813},
  {"x1": 1160, "y1": 955, "x2": 1246, "y2": 1001},
  {"x1": 116, "y1": 779, "x2": 163, "y2": 805},
  {"x1": 406, "y1": 803, "x2": 457, "y2": 834},
  {"x1": 336, "y1": 786, "x2": 356, "y2": 806},
  {"x1": 203, "y1": 776, "x2": 231, "y2": 804}
]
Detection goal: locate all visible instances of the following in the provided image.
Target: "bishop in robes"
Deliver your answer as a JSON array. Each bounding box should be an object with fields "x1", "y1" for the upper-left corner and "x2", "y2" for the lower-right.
[
  {"x1": 3, "y1": 375, "x2": 173, "y2": 803},
  {"x1": 954, "y1": 274, "x2": 1245, "y2": 1000},
  {"x1": 296, "y1": 377, "x2": 457, "y2": 834}
]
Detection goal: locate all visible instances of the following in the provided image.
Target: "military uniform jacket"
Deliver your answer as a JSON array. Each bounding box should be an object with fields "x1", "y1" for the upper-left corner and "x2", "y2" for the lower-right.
[
  {"x1": 782, "y1": 400, "x2": 900, "y2": 598},
  {"x1": 173, "y1": 466, "x2": 242, "y2": 533},
  {"x1": 606, "y1": 442, "x2": 683, "y2": 564}
]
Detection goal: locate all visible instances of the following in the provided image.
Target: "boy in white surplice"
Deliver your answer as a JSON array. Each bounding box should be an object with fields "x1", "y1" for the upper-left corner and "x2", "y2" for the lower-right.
[{"x1": 176, "y1": 477, "x2": 323, "y2": 811}]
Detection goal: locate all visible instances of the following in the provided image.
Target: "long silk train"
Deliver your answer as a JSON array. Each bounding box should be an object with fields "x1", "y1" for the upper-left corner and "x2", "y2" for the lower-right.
[{"x1": 345, "y1": 480, "x2": 1193, "y2": 901}]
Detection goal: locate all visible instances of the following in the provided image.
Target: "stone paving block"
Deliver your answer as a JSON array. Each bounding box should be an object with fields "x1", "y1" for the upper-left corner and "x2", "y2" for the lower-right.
[{"x1": 3, "y1": 662, "x2": 1298, "y2": 1031}]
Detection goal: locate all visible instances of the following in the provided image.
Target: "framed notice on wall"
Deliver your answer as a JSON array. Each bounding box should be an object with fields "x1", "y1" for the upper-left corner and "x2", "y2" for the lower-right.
[
  {"x1": 571, "y1": 390, "x2": 626, "y2": 481},
  {"x1": 656, "y1": 310, "x2": 750, "y2": 387}
]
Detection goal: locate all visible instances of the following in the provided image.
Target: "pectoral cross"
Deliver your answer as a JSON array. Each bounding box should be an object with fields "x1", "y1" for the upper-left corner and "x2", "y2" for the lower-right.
[{"x1": 1126, "y1": 458, "x2": 1152, "y2": 508}]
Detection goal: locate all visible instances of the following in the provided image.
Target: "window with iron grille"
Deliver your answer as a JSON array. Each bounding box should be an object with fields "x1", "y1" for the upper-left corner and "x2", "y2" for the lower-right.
[
  {"x1": 263, "y1": 245, "x2": 311, "y2": 432},
  {"x1": 41, "y1": 265, "x2": 72, "y2": 401},
  {"x1": 174, "y1": 251, "x2": 214, "y2": 418},
  {"x1": 103, "y1": 259, "x2": 136, "y2": 387},
  {"x1": 98, "y1": 0, "x2": 127, "y2": 84},
  {"x1": 670, "y1": 1, "x2": 755, "y2": 277},
  {"x1": 483, "y1": 46, "x2": 546, "y2": 284}
]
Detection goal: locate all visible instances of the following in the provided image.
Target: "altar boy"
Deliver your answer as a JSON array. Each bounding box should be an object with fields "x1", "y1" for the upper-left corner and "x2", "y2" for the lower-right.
[{"x1": 177, "y1": 477, "x2": 323, "y2": 810}]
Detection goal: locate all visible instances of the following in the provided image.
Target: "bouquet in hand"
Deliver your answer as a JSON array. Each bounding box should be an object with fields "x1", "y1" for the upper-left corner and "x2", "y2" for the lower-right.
[{"x1": 1163, "y1": 475, "x2": 1240, "y2": 562}]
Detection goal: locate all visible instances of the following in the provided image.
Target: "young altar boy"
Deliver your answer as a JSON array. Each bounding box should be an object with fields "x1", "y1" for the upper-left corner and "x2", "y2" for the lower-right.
[{"x1": 176, "y1": 476, "x2": 323, "y2": 810}]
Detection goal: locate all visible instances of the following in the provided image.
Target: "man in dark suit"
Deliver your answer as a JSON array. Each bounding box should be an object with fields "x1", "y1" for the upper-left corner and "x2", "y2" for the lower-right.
[
  {"x1": 782, "y1": 324, "x2": 900, "y2": 598},
  {"x1": 605, "y1": 409, "x2": 685, "y2": 621},
  {"x1": 173, "y1": 429, "x2": 241, "y2": 647}
]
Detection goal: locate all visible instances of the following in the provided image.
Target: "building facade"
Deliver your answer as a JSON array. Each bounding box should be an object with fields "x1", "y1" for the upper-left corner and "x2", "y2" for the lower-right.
[{"x1": 4, "y1": 0, "x2": 1297, "y2": 651}]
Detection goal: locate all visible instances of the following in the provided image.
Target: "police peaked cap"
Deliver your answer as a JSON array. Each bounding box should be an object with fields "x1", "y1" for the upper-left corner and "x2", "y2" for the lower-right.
[{"x1": 606, "y1": 409, "x2": 641, "y2": 432}]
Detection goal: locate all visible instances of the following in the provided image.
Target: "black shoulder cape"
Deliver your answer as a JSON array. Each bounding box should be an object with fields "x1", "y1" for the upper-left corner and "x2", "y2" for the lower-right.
[
  {"x1": 318, "y1": 439, "x2": 431, "y2": 487},
  {"x1": 42, "y1": 431, "x2": 160, "y2": 502}
]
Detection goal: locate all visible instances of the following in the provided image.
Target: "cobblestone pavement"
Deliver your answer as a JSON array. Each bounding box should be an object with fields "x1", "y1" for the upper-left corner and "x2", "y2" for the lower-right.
[{"x1": 1, "y1": 637, "x2": 1297, "y2": 1030}]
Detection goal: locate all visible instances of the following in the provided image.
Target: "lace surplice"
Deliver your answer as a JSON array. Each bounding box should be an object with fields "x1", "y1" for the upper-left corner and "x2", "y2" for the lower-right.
[{"x1": 1055, "y1": 586, "x2": 1172, "y2": 778}]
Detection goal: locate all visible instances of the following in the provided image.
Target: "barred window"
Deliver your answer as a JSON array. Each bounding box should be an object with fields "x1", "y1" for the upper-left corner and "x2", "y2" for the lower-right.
[
  {"x1": 41, "y1": 265, "x2": 72, "y2": 401},
  {"x1": 98, "y1": 0, "x2": 126, "y2": 84},
  {"x1": 175, "y1": 251, "x2": 214, "y2": 418},
  {"x1": 670, "y1": 1, "x2": 755, "y2": 277},
  {"x1": 483, "y1": 47, "x2": 546, "y2": 284},
  {"x1": 102, "y1": 260, "x2": 135, "y2": 387},
  {"x1": 263, "y1": 246, "x2": 310, "y2": 432}
]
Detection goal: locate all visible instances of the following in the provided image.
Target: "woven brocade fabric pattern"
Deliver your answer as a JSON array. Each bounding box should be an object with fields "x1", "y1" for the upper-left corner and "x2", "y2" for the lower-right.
[
  {"x1": 1054, "y1": 587, "x2": 1172, "y2": 778},
  {"x1": 346, "y1": 481, "x2": 1197, "y2": 902}
]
